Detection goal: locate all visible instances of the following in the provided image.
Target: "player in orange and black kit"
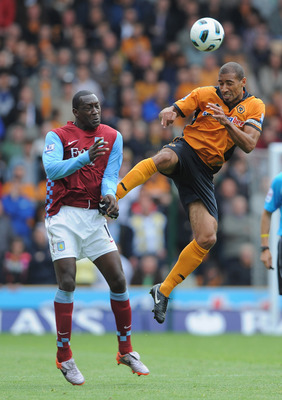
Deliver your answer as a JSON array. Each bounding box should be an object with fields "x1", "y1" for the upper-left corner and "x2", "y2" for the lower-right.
[{"x1": 116, "y1": 62, "x2": 265, "y2": 323}]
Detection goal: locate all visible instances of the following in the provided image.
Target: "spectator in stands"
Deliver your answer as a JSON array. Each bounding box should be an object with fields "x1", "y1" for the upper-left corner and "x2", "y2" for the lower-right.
[
  {"x1": 0, "y1": 68, "x2": 16, "y2": 129},
  {"x1": 2, "y1": 164, "x2": 36, "y2": 246},
  {"x1": 129, "y1": 189, "x2": 167, "y2": 262},
  {"x1": 0, "y1": 199, "x2": 14, "y2": 281},
  {"x1": 256, "y1": 116, "x2": 282, "y2": 149},
  {"x1": 265, "y1": 0, "x2": 282, "y2": 37},
  {"x1": 55, "y1": 47, "x2": 75, "y2": 82},
  {"x1": 174, "y1": 65, "x2": 204, "y2": 101},
  {"x1": 0, "y1": 0, "x2": 16, "y2": 31},
  {"x1": 228, "y1": 0, "x2": 262, "y2": 36},
  {"x1": 121, "y1": 21, "x2": 151, "y2": 66},
  {"x1": 145, "y1": 0, "x2": 180, "y2": 55},
  {"x1": 220, "y1": 195, "x2": 252, "y2": 265},
  {"x1": 193, "y1": 252, "x2": 223, "y2": 287},
  {"x1": 27, "y1": 223, "x2": 56, "y2": 284},
  {"x1": 2, "y1": 236, "x2": 31, "y2": 284},
  {"x1": 224, "y1": 242, "x2": 255, "y2": 286},
  {"x1": 131, "y1": 254, "x2": 166, "y2": 286},
  {"x1": 73, "y1": 64, "x2": 104, "y2": 103},
  {"x1": 6, "y1": 139, "x2": 37, "y2": 185},
  {"x1": 225, "y1": 151, "x2": 251, "y2": 199},
  {"x1": 28, "y1": 64, "x2": 61, "y2": 120},
  {"x1": 116, "y1": 147, "x2": 141, "y2": 226},
  {"x1": 135, "y1": 67, "x2": 159, "y2": 103},
  {"x1": 247, "y1": 30, "x2": 271, "y2": 75},
  {"x1": 215, "y1": 176, "x2": 240, "y2": 218},
  {"x1": 258, "y1": 51, "x2": 282, "y2": 104},
  {"x1": 90, "y1": 49, "x2": 112, "y2": 101},
  {"x1": 14, "y1": 85, "x2": 43, "y2": 134},
  {"x1": 142, "y1": 80, "x2": 172, "y2": 123},
  {"x1": 1, "y1": 123, "x2": 26, "y2": 164},
  {"x1": 221, "y1": 33, "x2": 246, "y2": 66}
]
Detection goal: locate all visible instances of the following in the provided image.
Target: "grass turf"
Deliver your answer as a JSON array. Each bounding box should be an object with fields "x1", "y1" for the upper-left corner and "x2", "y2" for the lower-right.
[{"x1": 0, "y1": 333, "x2": 281, "y2": 400}]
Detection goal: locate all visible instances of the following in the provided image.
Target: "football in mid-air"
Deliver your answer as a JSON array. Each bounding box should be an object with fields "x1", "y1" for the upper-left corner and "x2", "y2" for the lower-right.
[{"x1": 190, "y1": 17, "x2": 224, "y2": 52}]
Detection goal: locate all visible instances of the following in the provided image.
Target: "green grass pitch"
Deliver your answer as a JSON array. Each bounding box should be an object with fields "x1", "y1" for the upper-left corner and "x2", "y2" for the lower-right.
[{"x1": 0, "y1": 333, "x2": 281, "y2": 400}]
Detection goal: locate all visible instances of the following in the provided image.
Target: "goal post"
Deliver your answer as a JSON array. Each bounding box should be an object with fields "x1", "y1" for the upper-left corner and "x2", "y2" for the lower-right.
[{"x1": 268, "y1": 143, "x2": 282, "y2": 333}]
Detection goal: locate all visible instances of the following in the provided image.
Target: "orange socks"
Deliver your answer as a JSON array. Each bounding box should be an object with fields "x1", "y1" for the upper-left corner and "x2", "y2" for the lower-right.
[
  {"x1": 160, "y1": 239, "x2": 209, "y2": 297},
  {"x1": 116, "y1": 158, "x2": 157, "y2": 200}
]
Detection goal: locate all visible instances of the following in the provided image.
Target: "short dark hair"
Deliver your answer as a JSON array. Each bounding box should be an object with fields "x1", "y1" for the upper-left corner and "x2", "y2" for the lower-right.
[
  {"x1": 219, "y1": 62, "x2": 245, "y2": 81},
  {"x1": 72, "y1": 90, "x2": 93, "y2": 109}
]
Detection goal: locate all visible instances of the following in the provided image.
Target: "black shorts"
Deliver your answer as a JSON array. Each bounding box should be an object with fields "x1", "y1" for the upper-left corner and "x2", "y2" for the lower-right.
[
  {"x1": 163, "y1": 137, "x2": 218, "y2": 220},
  {"x1": 277, "y1": 237, "x2": 282, "y2": 295}
]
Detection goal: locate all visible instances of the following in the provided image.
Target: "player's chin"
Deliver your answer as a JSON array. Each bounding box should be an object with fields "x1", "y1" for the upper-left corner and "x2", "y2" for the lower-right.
[
  {"x1": 222, "y1": 95, "x2": 230, "y2": 102},
  {"x1": 90, "y1": 120, "x2": 100, "y2": 129}
]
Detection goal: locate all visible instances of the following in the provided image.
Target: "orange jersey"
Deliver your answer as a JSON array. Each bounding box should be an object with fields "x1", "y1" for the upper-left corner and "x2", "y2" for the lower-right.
[{"x1": 174, "y1": 86, "x2": 265, "y2": 170}]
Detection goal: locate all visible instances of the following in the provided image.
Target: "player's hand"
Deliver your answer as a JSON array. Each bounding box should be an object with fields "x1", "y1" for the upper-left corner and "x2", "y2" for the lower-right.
[
  {"x1": 88, "y1": 138, "x2": 109, "y2": 162},
  {"x1": 260, "y1": 249, "x2": 274, "y2": 270},
  {"x1": 159, "y1": 106, "x2": 178, "y2": 127},
  {"x1": 206, "y1": 103, "x2": 229, "y2": 126},
  {"x1": 99, "y1": 195, "x2": 119, "y2": 219}
]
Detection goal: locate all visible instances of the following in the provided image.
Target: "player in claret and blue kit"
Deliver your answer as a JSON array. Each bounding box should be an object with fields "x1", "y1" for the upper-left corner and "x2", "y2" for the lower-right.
[{"x1": 42, "y1": 90, "x2": 149, "y2": 386}]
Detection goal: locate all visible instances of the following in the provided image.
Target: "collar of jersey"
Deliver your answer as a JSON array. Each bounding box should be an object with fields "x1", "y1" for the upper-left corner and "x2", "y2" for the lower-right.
[{"x1": 215, "y1": 86, "x2": 250, "y2": 111}]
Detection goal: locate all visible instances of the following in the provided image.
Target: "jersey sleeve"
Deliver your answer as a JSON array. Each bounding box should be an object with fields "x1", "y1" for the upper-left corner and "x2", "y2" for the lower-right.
[
  {"x1": 173, "y1": 87, "x2": 202, "y2": 118},
  {"x1": 42, "y1": 131, "x2": 90, "y2": 180},
  {"x1": 264, "y1": 174, "x2": 282, "y2": 213},
  {"x1": 244, "y1": 98, "x2": 265, "y2": 133},
  {"x1": 101, "y1": 131, "x2": 123, "y2": 197}
]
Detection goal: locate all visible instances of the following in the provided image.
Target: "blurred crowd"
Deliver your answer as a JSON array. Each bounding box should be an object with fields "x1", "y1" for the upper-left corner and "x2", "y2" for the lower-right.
[{"x1": 0, "y1": 0, "x2": 282, "y2": 287}]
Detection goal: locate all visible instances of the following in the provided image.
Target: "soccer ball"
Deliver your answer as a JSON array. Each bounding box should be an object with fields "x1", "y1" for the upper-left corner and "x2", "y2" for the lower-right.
[{"x1": 190, "y1": 17, "x2": 224, "y2": 52}]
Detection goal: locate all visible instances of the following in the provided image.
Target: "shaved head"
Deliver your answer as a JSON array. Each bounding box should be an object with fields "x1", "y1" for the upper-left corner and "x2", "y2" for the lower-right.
[{"x1": 219, "y1": 62, "x2": 245, "y2": 81}]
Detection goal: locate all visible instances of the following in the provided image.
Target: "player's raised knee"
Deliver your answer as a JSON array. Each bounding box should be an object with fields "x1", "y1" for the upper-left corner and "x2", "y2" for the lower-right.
[
  {"x1": 196, "y1": 232, "x2": 217, "y2": 250},
  {"x1": 153, "y1": 149, "x2": 178, "y2": 173}
]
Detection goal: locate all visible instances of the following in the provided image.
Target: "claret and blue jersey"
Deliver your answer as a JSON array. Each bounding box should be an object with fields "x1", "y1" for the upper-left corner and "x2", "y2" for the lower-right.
[{"x1": 42, "y1": 121, "x2": 123, "y2": 217}]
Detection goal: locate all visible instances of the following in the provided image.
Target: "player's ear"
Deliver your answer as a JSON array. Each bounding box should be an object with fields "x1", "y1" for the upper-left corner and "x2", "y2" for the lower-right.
[
  {"x1": 241, "y1": 77, "x2": 247, "y2": 86},
  {"x1": 72, "y1": 107, "x2": 78, "y2": 117}
]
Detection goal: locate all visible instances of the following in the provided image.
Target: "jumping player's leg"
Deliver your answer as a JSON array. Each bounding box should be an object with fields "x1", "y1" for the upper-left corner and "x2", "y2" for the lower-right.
[
  {"x1": 160, "y1": 201, "x2": 217, "y2": 297},
  {"x1": 116, "y1": 148, "x2": 178, "y2": 200},
  {"x1": 151, "y1": 201, "x2": 217, "y2": 324}
]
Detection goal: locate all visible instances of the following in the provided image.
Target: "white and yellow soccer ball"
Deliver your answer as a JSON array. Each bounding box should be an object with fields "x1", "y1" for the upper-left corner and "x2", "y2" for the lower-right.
[{"x1": 190, "y1": 17, "x2": 224, "y2": 52}]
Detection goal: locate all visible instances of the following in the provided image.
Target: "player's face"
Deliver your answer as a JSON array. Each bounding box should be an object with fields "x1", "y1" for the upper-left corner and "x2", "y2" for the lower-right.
[
  {"x1": 218, "y1": 73, "x2": 246, "y2": 106},
  {"x1": 74, "y1": 94, "x2": 101, "y2": 130}
]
